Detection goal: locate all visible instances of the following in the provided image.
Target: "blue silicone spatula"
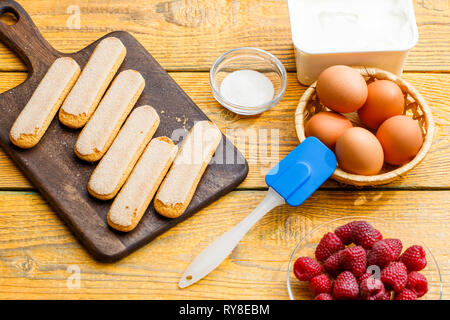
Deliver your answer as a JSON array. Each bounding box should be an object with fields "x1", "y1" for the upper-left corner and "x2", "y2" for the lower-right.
[{"x1": 178, "y1": 137, "x2": 337, "y2": 288}]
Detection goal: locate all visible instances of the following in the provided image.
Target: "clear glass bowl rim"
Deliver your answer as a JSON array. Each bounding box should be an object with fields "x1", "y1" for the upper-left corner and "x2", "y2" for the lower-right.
[
  {"x1": 286, "y1": 216, "x2": 443, "y2": 300},
  {"x1": 209, "y1": 47, "x2": 287, "y2": 115}
]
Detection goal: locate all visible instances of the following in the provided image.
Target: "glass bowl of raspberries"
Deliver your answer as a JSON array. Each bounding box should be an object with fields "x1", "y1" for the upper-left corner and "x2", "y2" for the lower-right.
[{"x1": 287, "y1": 217, "x2": 442, "y2": 300}]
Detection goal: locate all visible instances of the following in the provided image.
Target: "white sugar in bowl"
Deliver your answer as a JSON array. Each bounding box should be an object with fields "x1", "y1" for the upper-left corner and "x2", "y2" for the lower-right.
[{"x1": 210, "y1": 47, "x2": 287, "y2": 116}]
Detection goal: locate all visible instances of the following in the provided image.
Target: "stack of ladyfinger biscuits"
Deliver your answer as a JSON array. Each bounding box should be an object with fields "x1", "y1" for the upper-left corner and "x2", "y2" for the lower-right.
[{"x1": 9, "y1": 37, "x2": 222, "y2": 232}]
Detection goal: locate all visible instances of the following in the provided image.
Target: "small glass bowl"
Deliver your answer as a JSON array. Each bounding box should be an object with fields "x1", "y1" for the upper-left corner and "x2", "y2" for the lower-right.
[
  {"x1": 286, "y1": 216, "x2": 443, "y2": 300},
  {"x1": 209, "y1": 47, "x2": 287, "y2": 116}
]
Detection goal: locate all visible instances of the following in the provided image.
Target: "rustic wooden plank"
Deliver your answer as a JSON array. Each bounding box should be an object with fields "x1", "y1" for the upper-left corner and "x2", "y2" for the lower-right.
[
  {"x1": 0, "y1": 190, "x2": 447, "y2": 299},
  {"x1": 0, "y1": 71, "x2": 448, "y2": 190},
  {"x1": 0, "y1": 0, "x2": 448, "y2": 72}
]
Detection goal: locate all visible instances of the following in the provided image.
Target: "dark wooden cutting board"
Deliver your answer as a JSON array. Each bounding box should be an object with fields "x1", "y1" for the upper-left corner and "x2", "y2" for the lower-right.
[{"x1": 0, "y1": 0, "x2": 248, "y2": 262}]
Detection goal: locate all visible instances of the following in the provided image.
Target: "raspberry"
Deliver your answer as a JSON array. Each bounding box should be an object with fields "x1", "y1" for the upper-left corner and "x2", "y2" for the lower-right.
[
  {"x1": 358, "y1": 272, "x2": 373, "y2": 283},
  {"x1": 379, "y1": 290, "x2": 392, "y2": 300},
  {"x1": 394, "y1": 288, "x2": 417, "y2": 300},
  {"x1": 309, "y1": 274, "x2": 332, "y2": 295},
  {"x1": 294, "y1": 257, "x2": 323, "y2": 281},
  {"x1": 315, "y1": 293, "x2": 334, "y2": 300},
  {"x1": 406, "y1": 272, "x2": 428, "y2": 297},
  {"x1": 359, "y1": 277, "x2": 386, "y2": 300},
  {"x1": 367, "y1": 239, "x2": 402, "y2": 267},
  {"x1": 400, "y1": 245, "x2": 427, "y2": 272},
  {"x1": 364, "y1": 248, "x2": 372, "y2": 259},
  {"x1": 351, "y1": 221, "x2": 378, "y2": 249},
  {"x1": 391, "y1": 241, "x2": 403, "y2": 257},
  {"x1": 340, "y1": 246, "x2": 367, "y2": 277},
  {"x1": 332, "y1": 271, "x2": 359, "y2": 300},
  {"x1": 381, "y1": 262, "x2": 408, "y2": 293},
  {"x1": 334, "y1": 222, "x2": 355, "y2": 245},
  {"x1": 373, "y1": 229, "x2": 383, "y2": 242},
  {"x1": 315, "y1": 232, "x2": 345, "y2": 262},
  {"x1": 323, "y1": 250, "x2": 343, "y2": 277}
]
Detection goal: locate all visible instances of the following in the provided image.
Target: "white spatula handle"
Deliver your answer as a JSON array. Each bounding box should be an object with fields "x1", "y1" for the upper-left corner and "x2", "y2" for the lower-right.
[{"x1": 178, "y1": 187, "x2": 285, "y2": 288}]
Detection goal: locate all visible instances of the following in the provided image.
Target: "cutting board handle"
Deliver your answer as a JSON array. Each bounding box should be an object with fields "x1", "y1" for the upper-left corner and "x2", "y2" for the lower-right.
[{"x1": 0, "y1": 0, "x2": 58, "y2": 71}]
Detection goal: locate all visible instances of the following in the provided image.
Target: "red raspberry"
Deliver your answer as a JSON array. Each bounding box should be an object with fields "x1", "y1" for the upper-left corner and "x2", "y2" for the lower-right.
[
  {"x1": 315, "y1": 293, "x2": 334, "y2": 300},
  {"x1": 340, "y1": 245, "x2": 367, "y2": 277},
  {"x1": 381, "y1": 262, "x2": 408, "y2": 293},
  {"x1": 332, "y1": 271, "x2": 359, "y2": 300},
  {"x1": 309, "y1": 274, "x2": 332, "y2": 295},
  {"x1": 358, "y1": 271, "x2": 373, "y2": 283},
  {"x1": 334, "y1": 222, "x2": 356, "y2": 245},
  {"x1": 294, "y1": 257, "x2": 323, "y2": 281},
  {"x1": 406, "y1": 271, "x2": 428, "y2": 297},
  {"x1": 390, "y1": 240, "x2": 403, "y2": 257},
  {"x1": 400, "y1": 245, "x2": 427, "y2": 272},
  {"x1": 351, "y1": 221, "x2": 378, "y2": 249},
  {"x1": 359, "y1": 277, "x2": 387, "y2": 300},
  {"x1": 394, "y1": 288, "x2": 417, "y2": 300},
  {"x1": 379, "y1": 290, "x2": 392, "y2": 300},
  {"x1": 373, "y1": 229, "x2": 383, "y2": 242},
  {"x1": 315, "y1": 232, "x2": 345, "y2": 262},
  {"x1": 323, "y1": 250, "x2": 343, "y2": 277},
  {"x1": 367, "y1": 239, "x2": 402, "y2": 267}
]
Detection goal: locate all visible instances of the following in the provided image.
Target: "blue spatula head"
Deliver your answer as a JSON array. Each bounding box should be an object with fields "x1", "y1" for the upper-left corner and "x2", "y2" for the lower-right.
[{"x1": 265, "y1": 137, "x2": 337, "y2": 206}]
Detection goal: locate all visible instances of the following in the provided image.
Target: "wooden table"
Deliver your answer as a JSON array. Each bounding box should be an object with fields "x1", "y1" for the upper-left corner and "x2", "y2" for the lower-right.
[{"x1": 0, "y1": 0, "x2": 448, "y2": 300}]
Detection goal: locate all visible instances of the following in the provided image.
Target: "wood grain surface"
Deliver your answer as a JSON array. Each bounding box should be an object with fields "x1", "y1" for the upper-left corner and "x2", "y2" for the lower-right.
[
  {"x1": 0, "y1": 72, "x2": 448, "y2": 190},
  {"x1": 0, "y1": 0, "x2": 448, "y2": 72},
  {"x1": 0, "y1": 190, "x2": 448, "y2": 299},
  {"x1": 0, "y1": 0, "x2": 448, "y2": 300}
]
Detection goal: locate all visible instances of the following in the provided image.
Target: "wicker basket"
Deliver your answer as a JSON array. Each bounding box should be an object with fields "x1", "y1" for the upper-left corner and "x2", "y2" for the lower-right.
[{"x1": 295, "y1": 67, "x2": 434, "y2": 186}]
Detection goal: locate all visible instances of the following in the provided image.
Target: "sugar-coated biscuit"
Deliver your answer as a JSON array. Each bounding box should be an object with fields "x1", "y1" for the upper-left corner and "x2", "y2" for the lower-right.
[
  {"x1": 10, "y1": 57, "x2": 80, "y2": 148},
  {"x1": 107, "y1": 137, "x2": 178, "y2": 232},
  {"x1": 88, "y1": 106, "x2": 160, "y2": 200},
  {"x1": 154, "y1": 121, "x2": 222, "y2": 218},
  {"x1": 59, "y1": 37, "x2": 126, "y2": 129},
  {"x1": 74, "y1": 69, "x2": 145, "y2": 162}
]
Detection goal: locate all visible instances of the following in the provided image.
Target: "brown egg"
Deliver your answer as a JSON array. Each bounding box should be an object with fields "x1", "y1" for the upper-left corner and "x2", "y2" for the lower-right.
[
  {"x1": 335, "y1": 127, "x2": 384, "y2": 175},
  {"x1": 358, "y1": 80, "x2": 405, "y2": 129},
  {"x1": 316, "y1": 65, "x2": 368, "y2": 113},
  {"x1": 376, "y1": 115, "x2": 423, "y2": 165},
  {"x1": 305, "y1": 111, "x2": 353, "y2": 149}
]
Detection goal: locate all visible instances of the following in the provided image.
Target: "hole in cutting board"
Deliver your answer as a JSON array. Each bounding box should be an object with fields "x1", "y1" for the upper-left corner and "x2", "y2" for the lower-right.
[
  {"x1": 0, "y1": 9, "x2": 28, "y2": 92},
  {"x1": 0, "y1": 10, "x2": 19, "y2": 26}
]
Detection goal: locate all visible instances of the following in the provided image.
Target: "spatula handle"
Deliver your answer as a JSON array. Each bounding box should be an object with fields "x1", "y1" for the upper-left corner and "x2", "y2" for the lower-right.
[
  {"x1": 0, "y1": 0, "x2": 58, "y2": 71},
  {"x1": 179, "y1": 187, "x2": 285, "y2": 288}
]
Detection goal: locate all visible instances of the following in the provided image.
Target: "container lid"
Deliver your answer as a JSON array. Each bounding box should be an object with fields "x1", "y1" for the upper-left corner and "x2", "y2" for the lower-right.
[{"x1": 288, "y1": 0, "x2": 419, "y2": 55}]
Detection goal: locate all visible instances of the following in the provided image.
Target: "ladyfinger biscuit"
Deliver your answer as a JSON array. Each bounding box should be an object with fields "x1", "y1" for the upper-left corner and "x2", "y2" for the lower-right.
[
  {"x1": 88, "y1": 106, "x2": 160, "y2": 200},
  {"x1": 10, "y1": 57, "x2": 80, "y2": 148},
  {"x1": 154, "y1": 121, "x2": 222, "y2": 218},
  {"x1": 59, "y1": 37, "x2": 126, "y2": 128},
  {"x1": 75, "y1": 69, "x2": 145, "y2": 162},
  {"x1": 107, "y1": 137, "x2": 178, "y2": 232}
]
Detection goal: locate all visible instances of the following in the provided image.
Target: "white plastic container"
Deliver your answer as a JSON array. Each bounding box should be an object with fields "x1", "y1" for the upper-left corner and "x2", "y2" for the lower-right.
[{"x1": 288, "y1": 0, "x2": 419, "y2": 85}]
